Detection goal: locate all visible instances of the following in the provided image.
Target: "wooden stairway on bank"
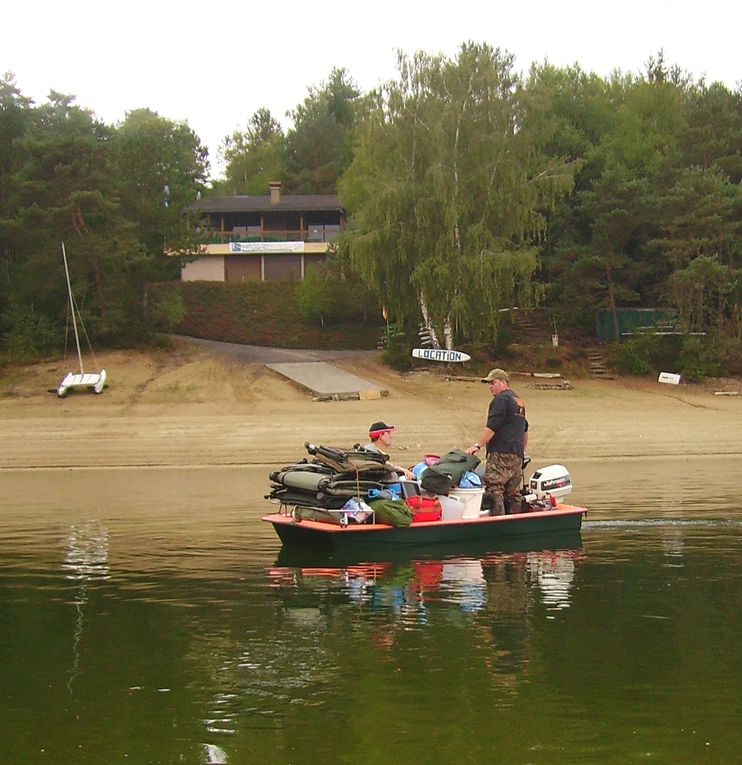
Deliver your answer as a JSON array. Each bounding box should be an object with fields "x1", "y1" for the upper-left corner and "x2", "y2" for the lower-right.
[{"x1": 586, "y1": 348, "x2": 616, "y2": 379}]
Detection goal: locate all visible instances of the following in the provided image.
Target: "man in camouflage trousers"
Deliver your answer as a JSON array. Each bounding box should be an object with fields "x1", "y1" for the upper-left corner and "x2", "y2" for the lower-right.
[{"x1": 466, "y1": 368, "x2": 529, "y2": 516}]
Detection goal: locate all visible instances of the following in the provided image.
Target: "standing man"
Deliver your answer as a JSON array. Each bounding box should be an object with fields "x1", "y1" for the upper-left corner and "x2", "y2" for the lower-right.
[{"x1": 466, "y1": 369, "x2": 528, "y2": 516}]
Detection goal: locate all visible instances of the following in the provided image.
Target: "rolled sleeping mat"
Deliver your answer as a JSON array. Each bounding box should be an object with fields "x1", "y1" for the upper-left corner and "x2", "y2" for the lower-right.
[
  {"x1": 323, "y1": 487, "x2": 367, "y2": 498},
  {"x1": 271, "y1": 470, "x2": 330, "y2": 492},
  {"x1": 323, "y1": 480, "x2": 386, "y2": 495},
  {"x1": 268, "y1": 487, "x2": 347, "y2": 509}
]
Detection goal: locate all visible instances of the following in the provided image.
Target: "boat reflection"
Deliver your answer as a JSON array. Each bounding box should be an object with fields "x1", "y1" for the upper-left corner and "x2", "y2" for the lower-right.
[{"x1": 268, "y1": 532, "x2": 585, "y2": 618}]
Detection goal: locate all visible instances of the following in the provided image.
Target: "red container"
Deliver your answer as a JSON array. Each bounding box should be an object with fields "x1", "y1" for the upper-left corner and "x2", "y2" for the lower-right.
[
  {"x1": 412, "y1": 509, "x2": 442, "y2": 523},
  {"x1": 406, "y1": 496, "x2": 442, "y2": 523}
]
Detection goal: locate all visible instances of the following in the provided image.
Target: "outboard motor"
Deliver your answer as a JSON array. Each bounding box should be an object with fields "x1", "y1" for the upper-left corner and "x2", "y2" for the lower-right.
[{"x1": 524, "y1": 464, "x2": 573, "y2": 509}]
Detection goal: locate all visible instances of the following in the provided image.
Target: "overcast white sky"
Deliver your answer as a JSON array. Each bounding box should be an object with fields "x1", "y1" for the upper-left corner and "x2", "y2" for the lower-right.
[{"x1": 5, "y1": 1, "x2": 740, "y2": 180}]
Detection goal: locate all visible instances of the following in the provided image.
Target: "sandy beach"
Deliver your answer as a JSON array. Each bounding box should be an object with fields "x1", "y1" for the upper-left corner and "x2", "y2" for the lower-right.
[{"x1": 1, "y1": 339, "x2": 740, "y2": 471}]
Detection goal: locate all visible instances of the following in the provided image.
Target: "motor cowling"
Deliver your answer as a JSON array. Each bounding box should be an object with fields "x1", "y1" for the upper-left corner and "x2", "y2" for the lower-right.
[{"x1": 526, "y1": 464, "x2": 572, "y2": 503}]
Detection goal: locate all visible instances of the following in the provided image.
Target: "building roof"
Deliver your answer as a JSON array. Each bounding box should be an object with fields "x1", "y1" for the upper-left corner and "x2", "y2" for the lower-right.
[{"x1": 189, "y1": 194, "x2": 343, "y2": 214}]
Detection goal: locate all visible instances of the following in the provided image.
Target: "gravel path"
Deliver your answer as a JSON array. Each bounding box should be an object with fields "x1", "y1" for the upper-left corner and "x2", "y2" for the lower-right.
[{"x1": 170, "y1": 334, "x2": 378, "y2": 364}]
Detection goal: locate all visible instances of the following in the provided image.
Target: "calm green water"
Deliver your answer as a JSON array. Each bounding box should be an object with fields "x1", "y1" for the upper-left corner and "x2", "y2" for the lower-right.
[{"x1": 1, "y1": 459, "x2": 741, "y2": 764}]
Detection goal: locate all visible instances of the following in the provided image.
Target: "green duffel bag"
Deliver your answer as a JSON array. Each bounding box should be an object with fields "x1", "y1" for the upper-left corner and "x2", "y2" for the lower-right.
[
  {"x1": 368, "y1": 498, "x2": 414, "y2": 527},
  {"x1": 420, "y1": 449, "x2": 481, "y2": 494}
]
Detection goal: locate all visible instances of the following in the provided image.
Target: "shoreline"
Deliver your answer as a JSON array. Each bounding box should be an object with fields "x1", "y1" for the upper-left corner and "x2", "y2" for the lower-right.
[
  {"x1": 1, "y1": 346, "x2": 740, "y2": 471},
  {"x1": 2, "y1": 452, "x2": 740, "y2": 475}
]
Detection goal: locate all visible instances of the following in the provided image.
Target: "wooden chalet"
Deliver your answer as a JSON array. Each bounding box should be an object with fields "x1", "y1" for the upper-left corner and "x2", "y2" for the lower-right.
[{"x1": 182, "y1": 181, "x2": 344, "y2": 282}]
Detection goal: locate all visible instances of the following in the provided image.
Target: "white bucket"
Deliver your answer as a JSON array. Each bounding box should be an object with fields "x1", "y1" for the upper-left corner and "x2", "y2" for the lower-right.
[
  {"x1": 448, "y1": 488, "x2": 485, "y2": 519},
  {"x1": 442, "y1": 561, "x2": 485, "y2": 582},
  {"x1": 438, "y1": 494, "x2": 466, "y2": 520}
]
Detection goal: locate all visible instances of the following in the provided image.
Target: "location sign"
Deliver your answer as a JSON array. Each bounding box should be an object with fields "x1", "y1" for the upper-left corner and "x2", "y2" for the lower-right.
[{"x1": 411, "y1": 348, "x2": 471, "y2": 363}]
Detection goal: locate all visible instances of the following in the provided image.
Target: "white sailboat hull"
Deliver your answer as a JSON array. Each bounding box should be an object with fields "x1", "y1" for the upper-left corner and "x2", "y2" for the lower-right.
[
  {"x1": 57, "y1": 369, "x2": 107, "y2": 397},
  {"x1": 57, "y1": 242, "x2": 108, "y2": 399}
]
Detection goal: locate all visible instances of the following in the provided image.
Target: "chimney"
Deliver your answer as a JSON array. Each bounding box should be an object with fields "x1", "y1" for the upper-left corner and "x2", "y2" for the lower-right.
[{"x1": 269, "y1": 181, "x2": 281, "y2": 205}]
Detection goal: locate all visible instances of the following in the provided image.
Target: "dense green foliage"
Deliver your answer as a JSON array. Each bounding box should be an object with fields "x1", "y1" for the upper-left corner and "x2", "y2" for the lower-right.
[
  {"x1": 284, "y1": 68, "x2": 361, "y2": 193},
  {"x1": 215, "y1": 107, "x2": 286, "y2": 195},
  {"x1": 2, "y1": 49, "x2": 741, "y2": 378},
  {"x1": 609, "y1": 332, "x2": 732, "y2": 381},
  {"x1": 534, "y1": 55, "x2": 741, "y2": 353},
  {"x1": 338, "y1": 44, "x2": 577, "y2": 346},
  {"x1": 336, "y1": 47, "x2": 740, "y2": 370},
  {"x1": 0, "y1": 75, "x2": 208, "y2": 357},
  {"x1": 213, "y1": 69, "x2": 361, "y2": 196}
]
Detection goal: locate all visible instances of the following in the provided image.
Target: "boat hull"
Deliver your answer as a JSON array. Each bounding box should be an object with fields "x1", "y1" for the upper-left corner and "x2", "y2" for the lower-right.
[
  {"x1": 273, "y1": 530, "x2": 584, "y2": 568},
  {"x1": 57, "y1": 369, "x2": 107, "y2": 397},
  {"x1": 263, "y1": 504, "x2": 586, "y2": 549}
]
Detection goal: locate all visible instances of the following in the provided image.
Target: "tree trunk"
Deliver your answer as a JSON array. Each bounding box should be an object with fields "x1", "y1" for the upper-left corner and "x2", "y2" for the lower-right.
[
  {"x1": 605, "y1": 263, "x2": 620, "y2": 342},
  {"x1": 93, "y1": 258, "x2": 106, "y2": 323},
  {"x1": 419, "y1": 296, "x2": 441, "y2": 349}
]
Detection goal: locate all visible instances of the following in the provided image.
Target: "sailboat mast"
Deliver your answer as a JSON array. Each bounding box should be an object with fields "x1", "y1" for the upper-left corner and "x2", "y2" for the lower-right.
[{"x1": 61, "y1": 242, "x2": 84, "y2": 374}]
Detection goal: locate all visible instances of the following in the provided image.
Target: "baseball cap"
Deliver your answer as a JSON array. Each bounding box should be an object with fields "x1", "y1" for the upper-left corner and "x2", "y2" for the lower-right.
[
  {"x1": 481, "y1": 368, "x2": 509, "y2": 383},
  {"x1": 369, "y1": 421, "x2": 395, "y2": 437}
]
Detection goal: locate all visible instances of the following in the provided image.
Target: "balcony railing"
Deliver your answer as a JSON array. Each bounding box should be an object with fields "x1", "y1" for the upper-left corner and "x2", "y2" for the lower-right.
[{"x1": 201, "y1": 226, "x2": 341, "y2": 245}]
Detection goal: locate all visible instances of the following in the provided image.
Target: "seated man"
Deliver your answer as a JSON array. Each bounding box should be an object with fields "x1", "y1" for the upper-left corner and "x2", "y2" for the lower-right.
[{"x1": 364, "y1": 421, "x2": 415, "y2": 480}]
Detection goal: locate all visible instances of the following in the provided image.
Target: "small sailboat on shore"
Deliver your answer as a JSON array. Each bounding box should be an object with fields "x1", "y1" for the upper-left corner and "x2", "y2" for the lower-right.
[{"x1": 57, "y1": 242, "x2": 107, "y2": 397}]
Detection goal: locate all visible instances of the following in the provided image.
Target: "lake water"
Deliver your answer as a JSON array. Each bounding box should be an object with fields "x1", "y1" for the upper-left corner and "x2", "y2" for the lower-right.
[{"x1": 1, "y1": 457, "x2": 740, "y2": 764}]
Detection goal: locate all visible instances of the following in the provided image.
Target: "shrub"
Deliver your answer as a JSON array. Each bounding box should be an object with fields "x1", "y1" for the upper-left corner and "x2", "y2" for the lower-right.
[
  {"x1": 149, "y1": 288, "x2": 186, "y2": 331},
  {"x1": 1, "y1": 306, "x2": 60, "y2": 362},
  {"x1": 609, "y1": 334, "x2": 682, "y2": 376},
  {"x1": 382, "y1": 342, "x2": 413, "y2": 372},
  {"x1": 295, "y1": 268, "x2": 344, "y2": 324},
  {"x1": 677, "y1": 336, "x2": 729, "y2": 382}
]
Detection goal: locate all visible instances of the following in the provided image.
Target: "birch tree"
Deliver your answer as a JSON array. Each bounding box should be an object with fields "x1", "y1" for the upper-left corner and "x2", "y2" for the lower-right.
[{"x1": 338, "y1": 43, "x2": 577, "y2": 347}]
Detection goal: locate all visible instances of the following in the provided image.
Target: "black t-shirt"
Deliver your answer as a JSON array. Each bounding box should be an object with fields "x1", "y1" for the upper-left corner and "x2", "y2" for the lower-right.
[{"x1": 485, "y1": 388, "x2": 528, "y2": 457}]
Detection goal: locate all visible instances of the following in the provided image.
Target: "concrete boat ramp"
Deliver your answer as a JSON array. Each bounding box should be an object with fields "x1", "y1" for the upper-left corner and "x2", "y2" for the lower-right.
[
  {"x1": 170, "y1": 337, "x2": 385, "y2": 401},
  {"x1": 266, "y1": 362, "x2": 388, "y2": 401}
]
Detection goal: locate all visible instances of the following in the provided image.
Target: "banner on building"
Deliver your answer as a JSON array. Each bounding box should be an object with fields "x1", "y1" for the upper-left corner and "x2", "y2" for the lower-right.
[{"x1": 229, "y1": 242, "x2": 305, "y2": 254}]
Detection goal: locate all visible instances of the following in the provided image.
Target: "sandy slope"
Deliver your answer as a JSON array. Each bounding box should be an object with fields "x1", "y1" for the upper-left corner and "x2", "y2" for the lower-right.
[{"x1": 1, "y1": 340, "x2": 740, "y2": 470}]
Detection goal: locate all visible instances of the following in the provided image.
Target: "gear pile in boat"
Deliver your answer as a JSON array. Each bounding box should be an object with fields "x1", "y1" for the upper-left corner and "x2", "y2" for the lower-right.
[
  {"x1": 266, "y1": 444, "x2": 490, "y2": 527},
  {"x1": 267, "y1": 442, "x2": 402, "y2": 511},
  {"x1": 268, "y1": 443, "x2": 576, "y2": 527}
]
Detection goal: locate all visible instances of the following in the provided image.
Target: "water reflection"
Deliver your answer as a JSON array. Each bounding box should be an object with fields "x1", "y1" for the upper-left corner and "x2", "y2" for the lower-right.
[
  {"x1": 528, "y1": 549, "x2": 576, "y2": 610},
  {"x1": 63, "y1": 520, "x2": 110, "y2": 582},
  {"x1": 203, "y1": 743, "x2": 228, "y2": 764},
  {"x1": 62, "y1": 520, "x2": 110, "y2": 692},
  {"x1": 268, "y1": 537, "x2": 585, "y2": 625},
  {"x1": 261, "y1": 537, "x2": 584, "y2": 717}
]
